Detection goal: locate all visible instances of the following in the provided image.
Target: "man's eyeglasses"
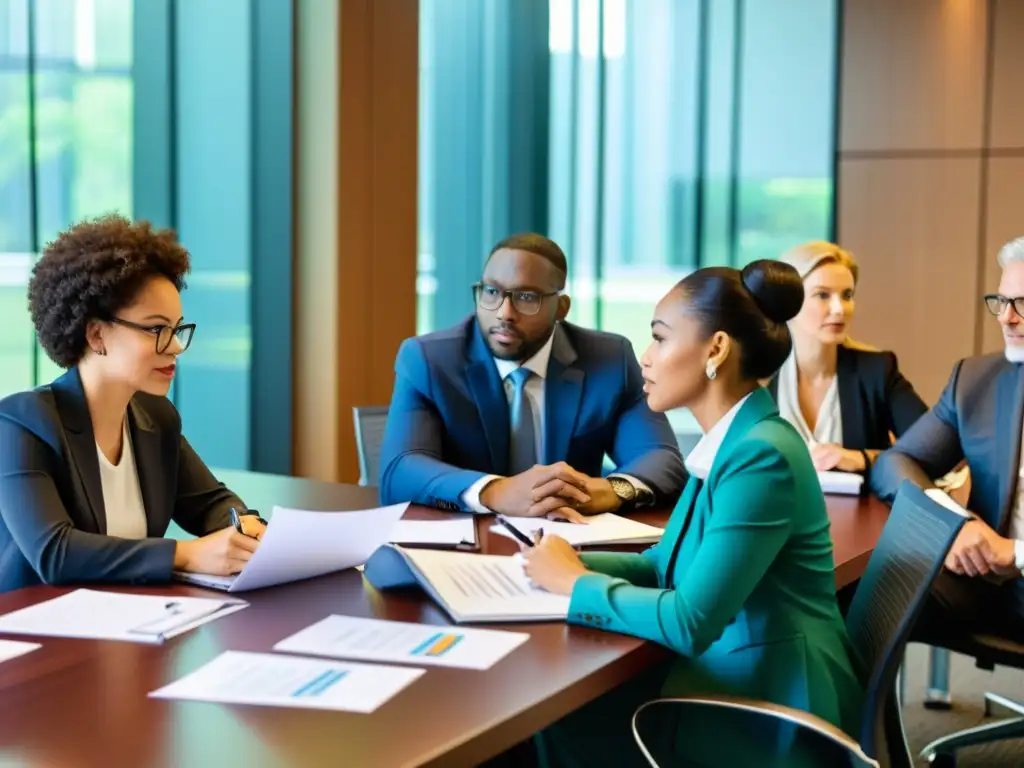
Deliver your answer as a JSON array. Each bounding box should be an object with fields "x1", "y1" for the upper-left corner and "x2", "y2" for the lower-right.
[
  {"x1": 110, "y1": 317, "x2": 196, "y2": 354},
  {"x1": 472, "y1": 283, "x2": 561, "y2": 317},
  {"x1": 983, "y1": 294, "x2": 1024, "y2": 318}
]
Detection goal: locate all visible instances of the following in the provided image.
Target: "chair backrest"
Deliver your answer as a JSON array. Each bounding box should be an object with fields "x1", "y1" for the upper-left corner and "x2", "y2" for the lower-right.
[
  {"x1": 352, "y1": 406, "x2": 389, "y2": 486},
  {"x1": 844, "y1": 481, "x2": 966, "y2": 767}
]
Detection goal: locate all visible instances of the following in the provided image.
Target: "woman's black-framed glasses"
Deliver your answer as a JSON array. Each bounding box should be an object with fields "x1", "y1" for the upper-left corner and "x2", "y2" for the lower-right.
[
  {"x1": 110, "y1": 318, "x2": 196, "y2": 354},
  {"x1": 472, "y1": 283, "x2": 561, "y2": 316},
  {"x1": 983, "y1": 294, "x2": 1024, "y2": 318}
]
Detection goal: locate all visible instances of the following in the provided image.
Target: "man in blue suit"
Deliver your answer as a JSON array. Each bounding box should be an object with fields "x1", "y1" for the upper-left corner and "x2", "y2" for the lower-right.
[{"x1": 379, "y1": 234, "x2": 685, "y2": 518}]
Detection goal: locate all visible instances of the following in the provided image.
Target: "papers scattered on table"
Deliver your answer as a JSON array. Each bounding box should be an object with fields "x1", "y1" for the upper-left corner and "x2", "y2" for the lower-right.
[
  {"x1": 490, "y1": 512, "x2": 663, "y2": 547},
  {"x1": 389, "y1": 518, "x2": 477, "y2": 549},
  {"x1": 174, "y1": 502, "x2": 409, "y2": 592},
  {"x1": 0, "y1": 639, "x2": 41, "y2": 664},
  {"x1": 363, "y1": 544, "x2": 570, "y2": 623},
  {"x1": 0, "y1": 589, "x2": 247, "y2": 644},
  {"x1": 149, "y1": 651, "x2": 423, "y2": 713},
  {"x1": 817, "y1": 470, "x2": 864, "y2": 496},
  {"x1": 275, "y1": 615, "x2": 528, "y2": 670}
]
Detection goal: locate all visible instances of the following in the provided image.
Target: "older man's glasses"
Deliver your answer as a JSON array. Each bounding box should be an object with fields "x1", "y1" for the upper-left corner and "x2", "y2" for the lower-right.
[
  {"x1": 111, "y1": 317, "x2": 196, "y2": 353},
  {"x1": 473, "y1": 283, "x2": 560, "y2": 316},
  {"x1": 984, "y1": 294, "x2": 1024, "y2": 318}
]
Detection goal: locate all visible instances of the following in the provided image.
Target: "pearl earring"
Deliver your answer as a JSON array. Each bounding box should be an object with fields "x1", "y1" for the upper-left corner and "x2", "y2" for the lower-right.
[{"x1": 705, "y1": 361, "x2": 717, "y2": 380}]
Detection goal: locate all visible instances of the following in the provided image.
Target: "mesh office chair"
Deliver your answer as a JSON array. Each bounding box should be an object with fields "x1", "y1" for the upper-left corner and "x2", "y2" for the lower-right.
[
  {"x1": 917, "y1": 632, "x2": 1024, "y2": 767},
  {"x1": 352, "y1": 406, "x2": 389, "y2": 486},
  {"x1": 631, "y1": 481, "x2": 966, "y2": 768}
]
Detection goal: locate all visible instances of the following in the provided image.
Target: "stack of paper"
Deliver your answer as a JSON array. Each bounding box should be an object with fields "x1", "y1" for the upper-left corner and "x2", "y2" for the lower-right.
[
  {"x1": 149, "y1": 651, "x2": 424, "y2": 713},
  {"x1": 817, "y1": 470, "x2": 864, "y2": 496},
  {"x1": 363, "y1": 544, "x2": 570, "y2": 623},
  {"x1": 274, "y1": 615, "x2": 528, "y2": 670},
  {"x1": 389, "y1": 518, "x2": 477, "y2": 549},
  {"x1": 0, "y1": 589, "x2": 246, "y2": 644},
  {"x1": 174, "y1": 502, "x2": 409, "y2": 592},
  {"x1": 490, "y1": 512, "x2": 663, "y2": 547}
]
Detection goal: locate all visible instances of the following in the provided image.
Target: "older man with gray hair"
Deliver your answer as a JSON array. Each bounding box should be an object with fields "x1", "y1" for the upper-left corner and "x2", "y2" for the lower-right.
[{"x1": 872, "y1": 236, "x2": 1024, "y2": 636}]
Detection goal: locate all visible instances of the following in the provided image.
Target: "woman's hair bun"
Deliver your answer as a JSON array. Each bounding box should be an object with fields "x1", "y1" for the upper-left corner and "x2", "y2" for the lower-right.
[{"x1": 740, "y1": 260, "x2": 804, "y2": 325}]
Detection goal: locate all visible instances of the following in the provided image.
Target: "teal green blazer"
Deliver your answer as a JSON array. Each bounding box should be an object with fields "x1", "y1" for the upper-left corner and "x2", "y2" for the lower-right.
[{"x1": 570, "y1": 388, "x2": 864, "y2": 739}]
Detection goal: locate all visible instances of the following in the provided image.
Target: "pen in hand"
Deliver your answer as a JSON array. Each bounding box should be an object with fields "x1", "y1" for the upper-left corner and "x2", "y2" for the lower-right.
[
  {"x1": 230, "y1": 507, "x2": 260, "y2": 541},
  {"x1": 495, "y1": 514, "x2": 540, "y2": 548}
]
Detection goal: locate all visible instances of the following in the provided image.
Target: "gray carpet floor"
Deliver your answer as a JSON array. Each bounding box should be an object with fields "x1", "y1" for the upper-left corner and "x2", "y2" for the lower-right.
[{"x1": 902, "y1": 642, "x2": 1024, "y2": 766}]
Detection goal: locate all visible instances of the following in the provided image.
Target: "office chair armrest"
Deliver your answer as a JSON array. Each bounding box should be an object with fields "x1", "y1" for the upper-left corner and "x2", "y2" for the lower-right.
[{"x1": 631, "y1": 694, "x2": 879, "y2": 768}]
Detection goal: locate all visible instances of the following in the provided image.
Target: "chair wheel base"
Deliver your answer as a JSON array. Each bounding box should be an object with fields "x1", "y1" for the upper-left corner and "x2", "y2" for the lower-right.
[
  {"x1": 925, "y1": 752, "x2": 956, "y2": 768},
  {"x1": 924, "y1": 689, "x2": 953, "y2": 710}
]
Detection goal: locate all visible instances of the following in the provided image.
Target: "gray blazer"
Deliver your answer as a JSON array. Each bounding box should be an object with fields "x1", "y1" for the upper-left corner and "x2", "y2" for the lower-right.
[
  {"x1": 871, "y1": 353, "x2": 1022, "y2": 533},
  {"x1": 0, "y1": 368, "x2": 244, "y2": 592}
]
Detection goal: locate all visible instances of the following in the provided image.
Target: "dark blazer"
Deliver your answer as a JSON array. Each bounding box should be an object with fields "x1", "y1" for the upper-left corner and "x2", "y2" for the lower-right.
[
  {"x1": 872, "y1": 353, "x2": 1020, "y2": 533},
  {"x1": 0, "y1": 368, "x2": 244, "y2": 593},
  {"x1": 767, "y1": 345, "x2": 927, "y2": 451},
  {"x1": 378, "y1": 317, "x2": 686, "y2": 509}
]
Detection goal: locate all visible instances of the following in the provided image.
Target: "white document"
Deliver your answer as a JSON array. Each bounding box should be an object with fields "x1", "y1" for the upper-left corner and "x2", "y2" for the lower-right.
[
  {"x1": 174, "y1": 502, "x2": 409, "y2": 592},
  {"x1": 389, "y1": 518, "x2": 477, "y2": 548},
  {"x1": 491, "y1": 512, "x2": 663, "y2": 547},
  {"x1": 275, "y1": 615, "x2": 528, "y2": 670},
  {"x1": 149, "y1": 651, "x2": 423, "y2": 713},
  {"x1": 0, "y1": 589, "x2": 247, "y2": 644},
  {"x1": 364, "y1": 545, "x2": 570, "y2": 623},
  {"x1": 0, "y1": 639, "x2": 41, "y2": 664},
  {"x1": 817, "y1": 470, "x2": 864, "y2": 496},
  {"x1": 925, "y1": 488, "x2": 971, "y2": 517}
]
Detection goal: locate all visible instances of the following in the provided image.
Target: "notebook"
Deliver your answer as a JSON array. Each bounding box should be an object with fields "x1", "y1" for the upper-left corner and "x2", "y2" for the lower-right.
[
  {"x1": 490, "y1": 512, "x2": 663, "y2": 547},
  {"x1": 389, "y1": 517, "x2": 478, "y2": 550},
  {"x1": 817, "y1": 470, "x2": 864, "y2": 496},
  {"x1": 362, "y1": 544, "x2": 570, "y2": 623}
]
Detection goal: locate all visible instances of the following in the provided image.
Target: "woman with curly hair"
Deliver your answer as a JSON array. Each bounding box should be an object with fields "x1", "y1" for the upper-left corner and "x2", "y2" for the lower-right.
[{"x1": 0, "y1": 215, "x2": 263, "y2": 592}]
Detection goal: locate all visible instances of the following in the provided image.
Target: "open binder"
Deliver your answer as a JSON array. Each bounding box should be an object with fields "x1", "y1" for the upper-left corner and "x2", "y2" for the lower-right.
[{"x1": 363, "y1": 544, "x2": 570, "y2": 624}]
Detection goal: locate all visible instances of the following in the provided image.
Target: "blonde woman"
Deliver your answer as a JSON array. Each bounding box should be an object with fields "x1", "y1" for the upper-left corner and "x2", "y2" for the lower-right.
[{"x1": 766, "y1": 241, "x2": 927, "y2": 476}]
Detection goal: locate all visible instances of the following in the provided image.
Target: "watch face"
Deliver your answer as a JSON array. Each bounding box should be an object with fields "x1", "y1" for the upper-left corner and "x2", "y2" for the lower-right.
[{"x1": 610, "y1": 478, "x2": 636, "y2": 501}]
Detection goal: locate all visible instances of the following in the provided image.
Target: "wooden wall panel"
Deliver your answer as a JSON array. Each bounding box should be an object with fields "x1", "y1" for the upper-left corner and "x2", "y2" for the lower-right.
[
  {"x1": 837, "y1": 157, "x2": 982, "y2": 403},
  {"x1": 840, "y1": 0, "x2": 988, "y2": 153},
  {"x1": 295, "y1": 0, "x2": 418, "y2": 482},
  {"x1": 980, "y1": 158, "x2": 1024, "y2": 354},
  {"x1": 294, "y1": 0, "x2": 341, "y2": 482},
  {"x1": 989, "y1": 0, "x2": 1024, "y2": 149}
]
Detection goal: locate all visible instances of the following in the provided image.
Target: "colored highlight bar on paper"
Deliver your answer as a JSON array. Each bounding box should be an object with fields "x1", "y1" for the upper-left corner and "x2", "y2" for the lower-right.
[
  {"x1": 409, "y1": 632, "x2": 464, "y2": 658},
  {"x1": 291, "y1": 669, "x2": 349, "y2": 698}
]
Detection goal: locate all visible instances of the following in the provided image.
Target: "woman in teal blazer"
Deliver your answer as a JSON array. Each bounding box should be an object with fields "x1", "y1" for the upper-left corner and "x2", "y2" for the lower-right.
[{"x1": 522, "y1": 260, "x2": 864, "y2": 767}]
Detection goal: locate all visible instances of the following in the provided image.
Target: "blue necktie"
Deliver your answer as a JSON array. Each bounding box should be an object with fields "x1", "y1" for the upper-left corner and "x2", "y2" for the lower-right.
[{"x1": 507, "y1": 367, "x2": 537, "y2": 475}]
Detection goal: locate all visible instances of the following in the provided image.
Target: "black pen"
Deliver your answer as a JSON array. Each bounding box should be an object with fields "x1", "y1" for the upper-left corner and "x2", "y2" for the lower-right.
[
  {"x1": 496, "y1": 514, "x2": 540, "y2": 548},
  {"x1": 229, "y1": 507, "x2": 259, "y2": 540}
]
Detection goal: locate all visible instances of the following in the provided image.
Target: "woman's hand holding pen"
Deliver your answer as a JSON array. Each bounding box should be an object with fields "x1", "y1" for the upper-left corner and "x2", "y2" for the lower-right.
[
  {"x1": 520, "y1": 531, "x2": 588, "y2": 596},
  {"x1": 172, "y1": 513, "x2": 265, "y2": 576}
]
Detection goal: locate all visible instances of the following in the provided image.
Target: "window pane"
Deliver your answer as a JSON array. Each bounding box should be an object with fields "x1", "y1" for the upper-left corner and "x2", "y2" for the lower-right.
[
  {"x1": 173, "y1": 0, "x2": 252, "y2": 470},
  {"x1": 736, "y1": 0, "x2": 837, "y2": 264},
  {"x1": 600, "y1": 0, "x2": 700, "y2": 359},
  {"x1": 416, "y1": 0, "x2": 436, "y2": 334},
  {"x1": 33, "y1": 0, "x2": 133, "y2": 386},
  {"x1": 0, "y1": 1, "x2": 33, "y2": 396}
]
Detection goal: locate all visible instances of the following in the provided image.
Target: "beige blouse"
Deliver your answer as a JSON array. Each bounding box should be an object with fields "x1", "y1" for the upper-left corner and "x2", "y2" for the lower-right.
[{"x1": 775, "y1": 353, "x2": 843, "y2": 446}]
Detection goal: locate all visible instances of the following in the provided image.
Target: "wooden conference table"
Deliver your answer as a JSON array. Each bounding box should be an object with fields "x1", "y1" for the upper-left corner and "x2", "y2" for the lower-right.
[{"x1": 0, "y1": 471, "x2": 889, "y2": 768}]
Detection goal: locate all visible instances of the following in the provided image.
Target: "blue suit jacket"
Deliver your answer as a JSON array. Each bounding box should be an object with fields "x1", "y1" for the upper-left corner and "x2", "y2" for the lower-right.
[{"x1": 378, "y1": 317, "x2": 685, "y2": 509}]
